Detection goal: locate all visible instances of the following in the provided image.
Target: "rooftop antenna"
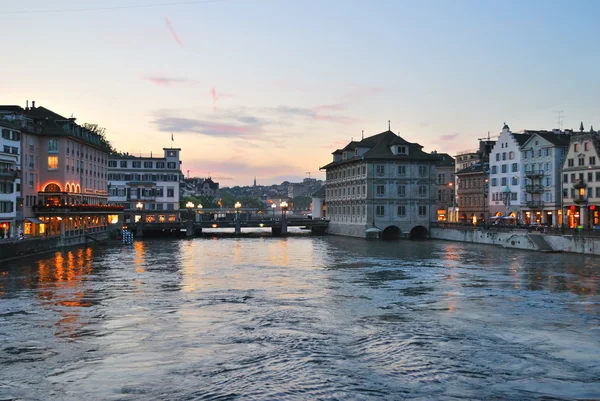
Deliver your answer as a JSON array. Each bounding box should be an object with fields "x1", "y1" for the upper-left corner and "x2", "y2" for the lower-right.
[
  {"x1": 362, "y1": 130, "x2": 364, "y2": 140},
  {"x1": 556, "y1": 110, "x2": 564, "y2": 130},
  {"x1": 187, "y1": 169, "x2": 189, "y2": 179},
  {"x1": 388, "y1": 120, "x2": 391, "y2": 131}
]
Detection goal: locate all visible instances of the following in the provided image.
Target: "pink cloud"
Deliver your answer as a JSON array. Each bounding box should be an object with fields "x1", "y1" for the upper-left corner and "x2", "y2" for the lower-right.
[
  {"x1": 143, "y1": 76, "x2": 189, "y2": 86},
  {"x1": 211, "y1": 87, "x2": 217, "y2": 111},
  {"x1": 164, "y1": 17, "x2": 183, "y2": 46},
  {"x1": 440, "y1": 133, "x2": 461, "y2": 141}
]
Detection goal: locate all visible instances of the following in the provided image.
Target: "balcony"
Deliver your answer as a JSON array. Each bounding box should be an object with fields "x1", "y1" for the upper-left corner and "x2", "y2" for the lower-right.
[
  {"x1": 0, "y1": 169, "x2": 18, "y2": 180},
  {"x1": 33, "y1": 204, "x2": 125, "y2": 214},
  {"x1": 525, "y1": 201, "x2": 545, "y2": 209},
  {"x1": 525, "y1": 184, "x2": 544, "y2": 194},
  {"x1": 525, "y1": 170, "x2": 545, "y2": 178},
  {"x1": 573, "y1": 198, "x2": 587, "y2": 206}
]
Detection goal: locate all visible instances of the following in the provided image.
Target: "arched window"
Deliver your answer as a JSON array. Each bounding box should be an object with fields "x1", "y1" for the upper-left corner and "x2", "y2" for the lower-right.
[{"x1": 44, "y1": 183, "x2": 62, "y2": 193}]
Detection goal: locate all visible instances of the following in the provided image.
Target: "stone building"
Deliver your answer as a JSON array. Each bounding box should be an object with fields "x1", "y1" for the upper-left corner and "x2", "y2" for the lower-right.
[
  {"x1": 320, "y1": 130, "x2": 438, "y2": 239},
  {"x1": 561, "y1": 124, "x2": 600, "y2": 228}
]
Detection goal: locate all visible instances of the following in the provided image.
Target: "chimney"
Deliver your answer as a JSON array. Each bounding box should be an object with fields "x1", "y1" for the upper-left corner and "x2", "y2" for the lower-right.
[
  {"x1": 26, "y1": 100, "x2": 29, "y2": 109},
  {"x1": 32, "y1": 101, "x2": 36, "y2": 109}
]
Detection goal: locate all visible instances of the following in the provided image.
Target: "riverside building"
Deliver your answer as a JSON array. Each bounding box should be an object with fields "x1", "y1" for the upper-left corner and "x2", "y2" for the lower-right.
[
  {"x1": 0, "y1": 119, "x2": 21, "y2": 238},
  {"x1": 320, "y1": 130, "x2": 438, "y2": 239},
  {"x1": 0, "y1": 102, "x2": 121, "y2": 239},
  {"x1": 107, "y1": 148, "x2": 182, "y2": 224}
]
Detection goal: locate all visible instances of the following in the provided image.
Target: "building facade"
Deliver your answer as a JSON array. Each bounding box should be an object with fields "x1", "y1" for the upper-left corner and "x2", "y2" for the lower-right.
[
  {"x1": 0, "y1": 102, "x2": 120, "y2": 238},
  {"x1": 561, "y1": 125, "x2": 600, "y2": 228},
  {"x1": 0, "y1": 120, "x2": 21, "y2": 238},
  {"x1": 108, "y1": 148, "x2": 182, "y2": 223},
  {"x1": 488, "y1": 124, "x2": 530, "y2": 221},
  {"x1": 519, "y1": 130, "x2": 570, "y2": 226},
  {"x1": 321, "y1": 130, "x2": 438, "y2": 239},
  {"x1": 432, "y1": 152, "x2": 455, "y2": 221}
]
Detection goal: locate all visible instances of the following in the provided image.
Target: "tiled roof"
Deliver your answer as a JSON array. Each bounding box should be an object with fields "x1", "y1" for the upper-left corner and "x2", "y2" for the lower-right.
[{"x1": 512, "y1": 133, "x2": 532, "y2": 146}]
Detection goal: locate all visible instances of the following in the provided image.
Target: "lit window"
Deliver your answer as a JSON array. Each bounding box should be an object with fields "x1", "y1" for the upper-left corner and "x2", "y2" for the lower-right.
[{"x1": 48, "y1": 156, "x2": 59, "y2": 170}]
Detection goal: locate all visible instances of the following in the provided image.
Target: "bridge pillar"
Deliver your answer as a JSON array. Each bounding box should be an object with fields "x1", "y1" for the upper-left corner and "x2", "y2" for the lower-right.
[
  {"x1": 271, "y1": 226, "x2": 282, "y2": 236},
  {"x1": 136, "y1": 222, "x2": 144, "y2": 238},
  {"x1": 186, "y1": 220, "x2": 194, "y2": 238},
  {"x1": 235, "y1": 216, "x2": 241, "y2": 234},
  {"x1": 281, "y1": 218, "x2": 287, "y2": 236}
]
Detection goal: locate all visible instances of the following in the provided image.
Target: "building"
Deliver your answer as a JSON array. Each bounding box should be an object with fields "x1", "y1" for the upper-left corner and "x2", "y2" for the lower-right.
[
  {"x1": 320, "y1": 130, "x2": 438, "y2": 239},
  {"x1": 107, "y1": 148, "x2": 182, "y2": 224},
  {"x1": 561, "y1": 124, "x2": 600, "y2": 228},
  {"x1": 0, "y1": 120, "x2": 21, "y2": 238},
  {"x1": 182, "y1": 177, "x2": 220, "y2": 200},
  {"x1": 432, "y1": 152, "x2": 455, "y2": 221},
  {"x1": 488, "y1": 124, "x2": 531, "y2": 222},
  {"x1": 310, "y1": 185, "x2": 326, "y2": 218},
  {"x1": 519, "y1": 130, "x2": 571, "y2": 226},
  {"x1": 0, "y1": 102, "x2": 120, "y2": 238}
]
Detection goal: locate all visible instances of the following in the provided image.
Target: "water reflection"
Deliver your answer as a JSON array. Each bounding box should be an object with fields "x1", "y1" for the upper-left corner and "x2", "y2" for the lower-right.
[{"x1": 0, "y1": 238, "x2": 599, "y2": 400}]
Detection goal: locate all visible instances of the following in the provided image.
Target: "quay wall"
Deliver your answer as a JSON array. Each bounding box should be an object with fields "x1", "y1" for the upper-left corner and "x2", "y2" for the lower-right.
[
  {"x1": 430, "y1": 227, "x2": 600, "y2": 256},
  {"x1": 0, "y1": 231, "x2": 110, "y2": 261}
]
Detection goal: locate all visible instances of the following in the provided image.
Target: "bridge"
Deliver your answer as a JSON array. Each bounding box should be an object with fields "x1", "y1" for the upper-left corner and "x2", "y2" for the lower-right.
[{"x1": 125, "y1": 208, "x2": 329, "y2": 237}]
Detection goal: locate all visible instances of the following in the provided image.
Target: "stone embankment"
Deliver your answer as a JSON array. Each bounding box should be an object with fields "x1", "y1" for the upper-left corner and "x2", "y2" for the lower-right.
[
  {"x1": 430, "y1": 226, "x2": 600, "y2": 256},
  {"x1": 0, "y1": 231, "x2": 110, "y2": 261}
]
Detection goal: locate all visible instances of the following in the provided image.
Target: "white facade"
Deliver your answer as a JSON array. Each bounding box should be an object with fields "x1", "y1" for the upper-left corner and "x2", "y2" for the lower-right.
[
  {"x1": 561, "y1": 127, "x2": 600, "y2": 228},
  {"x1": 488, "y1": 125, "x2": 530, "y2": 220},
  {"x1": 0, "y1": 122, "x2": 21, "y2": 238},
  {"x1": 108, "y1": 148, "x2": 182, "y2": 214},
  {"x1": 519, "y1": 131, "x2": 570, "y2": 226}
]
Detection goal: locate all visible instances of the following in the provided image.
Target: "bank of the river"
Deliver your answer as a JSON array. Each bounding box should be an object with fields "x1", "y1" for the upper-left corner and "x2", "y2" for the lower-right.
[
  {"x1": 0, "y1": 231, "x2": 111, "y2": 261},
  {"x1": 430, "y1": 226, "x2": 600, "y2": 255}
]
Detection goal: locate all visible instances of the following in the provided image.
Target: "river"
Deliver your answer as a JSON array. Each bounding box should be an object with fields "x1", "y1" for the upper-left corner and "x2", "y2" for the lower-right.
[{"x1": 1, "y1": 233, "x2": 599, "y2": 400}]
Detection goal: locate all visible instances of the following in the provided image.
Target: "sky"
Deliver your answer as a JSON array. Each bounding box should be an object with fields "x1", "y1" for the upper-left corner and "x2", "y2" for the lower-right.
[{"x1": 1, "y1": 0, "x2": 599, "y2": 186}]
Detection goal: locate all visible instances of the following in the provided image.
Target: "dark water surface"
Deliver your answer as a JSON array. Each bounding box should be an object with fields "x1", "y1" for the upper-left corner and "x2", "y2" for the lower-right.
[{"x1": 1, "y1": 234, "x2": 599, "y2": 400}]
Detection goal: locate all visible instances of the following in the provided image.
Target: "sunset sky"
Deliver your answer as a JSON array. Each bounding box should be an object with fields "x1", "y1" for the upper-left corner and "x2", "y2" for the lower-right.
[{"x1": 2, "y1": 0, "x2": 599, "y2": 186}]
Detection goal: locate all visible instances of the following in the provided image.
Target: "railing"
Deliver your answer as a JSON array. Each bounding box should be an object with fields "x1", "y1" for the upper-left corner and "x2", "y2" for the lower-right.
[
  {"x1": 33, "y1": 205, "x2": 125, "y2": 213},
  {"x1": 525, "y1": 170, "x2": 545, "y2": 178},
  {"x1": 525, "y1": 201, "x2": 545, "y2": 209},
  {"x1": 0, "y1": 169, "x2": 18, "y2": 179},
  {"x1": 525, "y1": 184, "x2": 544, "y2": 194}
]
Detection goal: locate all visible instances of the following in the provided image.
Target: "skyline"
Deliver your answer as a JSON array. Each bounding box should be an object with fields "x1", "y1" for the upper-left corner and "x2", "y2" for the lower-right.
[{"x1": 2, "y1": 0, "x2": 599, "y2": 186}]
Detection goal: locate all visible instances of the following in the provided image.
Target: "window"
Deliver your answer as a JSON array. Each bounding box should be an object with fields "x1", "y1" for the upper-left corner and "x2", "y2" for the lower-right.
[
  {"x1": 491, "y1": 178, "x2": 497, "y2": 186},
  {"x1": 397, "y1": 205, "x2": 406, "y2": 216},
  {"x1": 119, "y1": 160, "x2": 127, "y2": 168},
  {"x1": 47, "y1": 156, "x2": 58, "y2": 170},
  {"x1": 568, "y1": 159, "x2": 574, "y2": 167},
  {"x1": 590, "y1": 157, "x2": 596, "y2": 166},
  {"x1": 418, "y1": 185, "x2": 427, "y2": 196},
  {"x1": 397, "y1": 146, "x2": 407, "y2": 154},
  {"x1": 596, "y1": 172, "x2": 600, "y2": 181},
  {"x1": 397, "y1": 165, "x2": 406, "y2": 176},
  {"x1": 376, "y1": 185, "x2": 385, "y2": 195},
  {"x1": 571, "y1": 173, "x2": 576, "y2": 182},
  {"x1": 167, "y1": 187, "x2": 175, "y2": 197},
  {"x1": 132, "y1": 161, "x2": 141, "y2": 168},
  {"x1": 108, "y1": 160, "x2": 117, "y2": 167},
  {"x1": 502, "y1": 152, "x2": 506, "y2": 160},
  {"x1": 596, "y1": 187, "x2": 600, "y2": 198},
  {"x1": 588, "y1": 172, "x2": 593, "y2": 182},
  {"x1": 501, "y1": 164, "x2": 507, "y2": 173},
  {"x1": 437, "y1": 173, "x2": 446, "y2": 184},
  {"x1": 0, "y1": 201, "x2": 14, "y2": 213},
  {"x1": 48, "y1": 139, "x2": 58, "y2": 153},
  {"x1": 501, "y1": 177, "x2": 507, "y2": 186},
  {"x1": 491, "y1": 166, "x2": 497, "y2": 174},
  {"x1": 418, "y1": 166, "x2": 427, "y2": 176},
  {"x1": 376, "y1": 165, "x2": 385, "y2": 176},
  {"x1": 511, "y1": 192, "x2": 517, "y2": 201},
  {"x1": 574, "y1": 144, "x2": 579, "y2": 152},
  {"x1": 144, "y1": 161, "x2": 153, "y2": 168},
  {"x1": 376, "y1": 205, "x2": 385, "y2": 217},
  {"x1": 512, "y1": 177, "x2": 518, "y2": 185},
  {"x1": 511, "y1": 163, "x2": 518, "y2": 172},
  {"x1": 585, "y1": 142, "x2": 590, "y2": 151},
  {"x1": 509, "y1": 151, "x2": 514, "y2": 159},
  {"x1": 418, "y1": 205, "x2": 427, "y2": 216},
  {"x1": 578, "y1": 157, "x2": 585, "y2": 166},
  {"x1": 167, "y1": 162, "x2": 176, "y2": 169},
  {"x1": 495, "y1": 153, "x2": 500, "y2": 161}
]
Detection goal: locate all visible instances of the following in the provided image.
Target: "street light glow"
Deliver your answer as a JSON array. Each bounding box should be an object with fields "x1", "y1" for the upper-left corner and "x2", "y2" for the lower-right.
[
  {"x1": 136, "y1": 202, "x2": 143, "y2": 210},
  {"x1": 234, "y1": 201, "x2": 242, "y2": 209},
  {"x1": 197, "y1": 204, "x2": 203, "y2": 209},
  {"x1": 185, "y1": 201, "x2": 194, "y2": 209}
]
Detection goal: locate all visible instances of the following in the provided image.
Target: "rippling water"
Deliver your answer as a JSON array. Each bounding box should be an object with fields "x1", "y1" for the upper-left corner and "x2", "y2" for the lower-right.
[{"x1": 1, "y1": 232, "x2": 599, "y2": 400}]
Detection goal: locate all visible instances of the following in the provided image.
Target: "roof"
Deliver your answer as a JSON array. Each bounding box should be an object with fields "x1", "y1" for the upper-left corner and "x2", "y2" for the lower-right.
[
  {"x1": 312, "y1": 185, "x2": 326, "y2": 198},
  {"x1": 512, "y1": 133, "x2": 532, "y2": 147},
  {"x1": 320, "y1": 130, "x2": 437, "y2": 170},
  {"x1": 526, "y1": 131, "x2": 571, "y2": 147},
  {"x1": 455, "y1": 163, "x2": 488, "y2": 176},
  {"x1": 432, "y1": 152, "x2": 455, "y2": 167}
]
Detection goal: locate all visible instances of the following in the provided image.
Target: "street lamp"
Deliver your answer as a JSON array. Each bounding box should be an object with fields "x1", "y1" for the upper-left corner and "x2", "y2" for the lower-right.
[
  {"x1": 197, "y1": 203, "x2": 203, "y2": 209},
  {"x1": 448, "y1": 182, "x2": 455, "y2": 222},
  {"x1": 234, "y1": 201, "x2": 241, "y2": 210},
  {"x1": 136, "y1": 202, "x2": 143, "y2": 210},
  {"x1": 281, "y1": 201, "x2": 289, "y2": 220},
  {"x1": 185, "y1": 201, "x2": 194, "y2": 209},
  {"x1": 271, "y1": 203, "x2": 276, "y2": 218}
]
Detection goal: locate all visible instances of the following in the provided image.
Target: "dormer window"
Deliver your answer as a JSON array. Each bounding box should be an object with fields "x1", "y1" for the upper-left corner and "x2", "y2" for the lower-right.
[
  {"x1": 397, "y1": 146, "x2": 407, "y2": 155},
  {"x1": 342, "y1": 152, "x2": 347, "y2": 160},
  {"x1": 354, "y1": 148, "x2": 358, "y2": 156}
]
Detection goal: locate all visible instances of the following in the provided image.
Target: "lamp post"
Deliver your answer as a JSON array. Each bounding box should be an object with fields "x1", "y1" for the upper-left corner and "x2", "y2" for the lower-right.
[
  {"x1": 280, "y1": 201, "x2": 289, "y2": 235},
  {"x1": 448, "y1": 182, "x2": 455, "y2": 222},
  {"x1": 271, "y1": 203, "x2": 276, "y2": 219},
  {"x1": 483, "y1": 177, "x2": 488, "y2": 227},
  {"x1": 135, "y1": 202, "x2": 144, "y2": 238},
  {"x1": 234, "y1": 201, "x2": 242, "y2": 234},
  {"x1": 280, "y1": 201, "x2": 288, "y2": 219}
]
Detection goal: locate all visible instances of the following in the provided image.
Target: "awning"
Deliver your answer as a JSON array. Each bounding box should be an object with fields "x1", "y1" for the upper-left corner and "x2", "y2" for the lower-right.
[
  {"x1": 26, "y1": 217, "x2": 44, "y2": 224},
  {"x1": 365, "y1": 227, "x2": 382, "y2": 233}
]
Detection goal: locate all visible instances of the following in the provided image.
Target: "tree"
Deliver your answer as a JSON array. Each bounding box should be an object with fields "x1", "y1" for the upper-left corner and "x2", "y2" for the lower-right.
[{"x1": 82, "y1": 122, "x2": 115, "y2": 152}]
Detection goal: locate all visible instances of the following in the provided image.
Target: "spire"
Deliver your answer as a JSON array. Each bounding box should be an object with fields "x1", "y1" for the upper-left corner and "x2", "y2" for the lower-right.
[
  {"x1": 591, "y1": 125, "x2": 595, "y2": 132},
  {"x1": 253, "y1": 177, "x2": 256, "y2": 187},
  {"x1": 580, "y1": 121, "x2": 584, "y2": 132}
]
